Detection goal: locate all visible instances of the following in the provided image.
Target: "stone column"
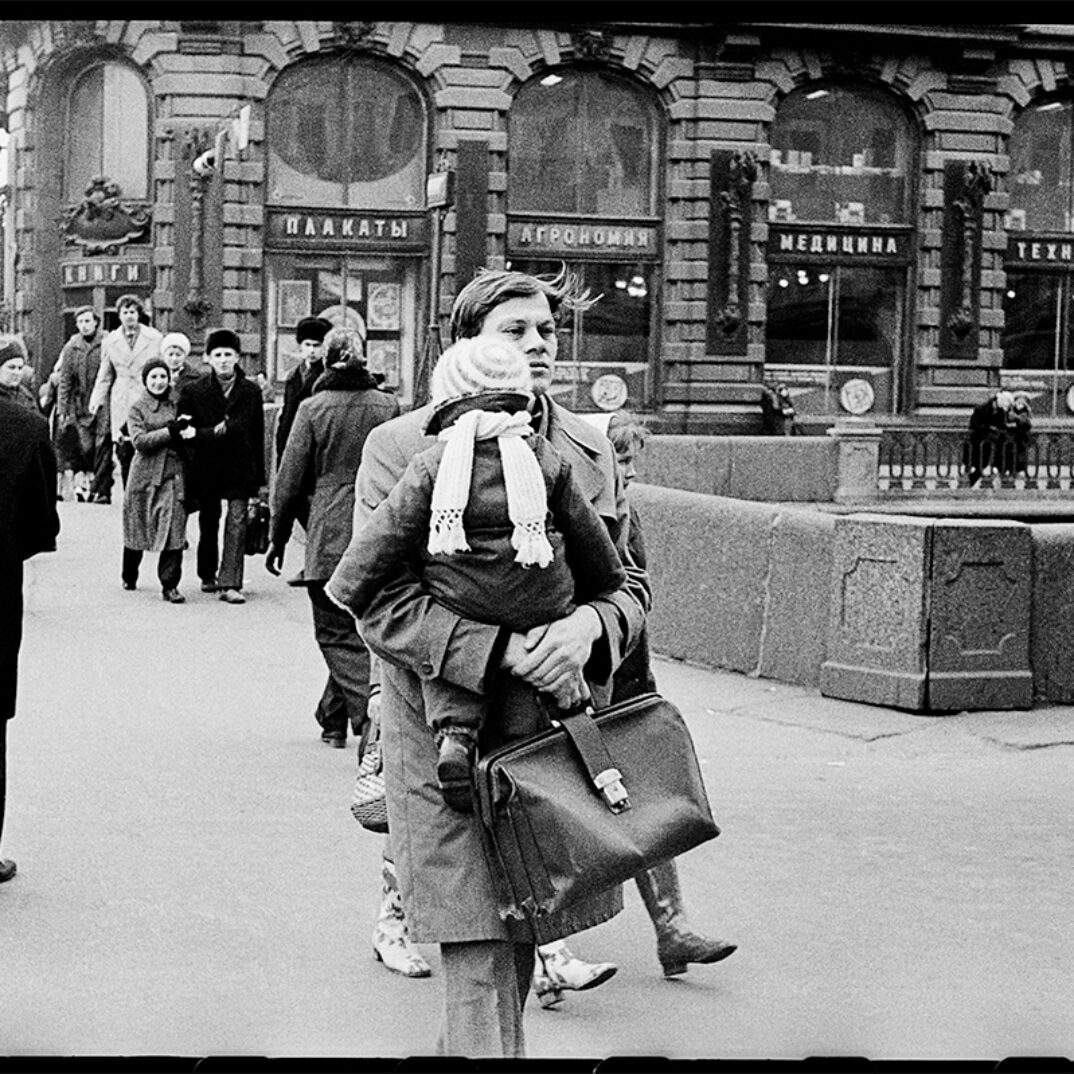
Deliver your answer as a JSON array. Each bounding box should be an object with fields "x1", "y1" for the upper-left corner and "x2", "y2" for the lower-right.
[{"x1": 826, "y1": 418, "x2": 882, "y2": 504}]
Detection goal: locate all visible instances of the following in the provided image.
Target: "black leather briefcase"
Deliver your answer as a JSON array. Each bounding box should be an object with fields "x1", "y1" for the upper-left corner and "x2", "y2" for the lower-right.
[{"x1": 474, "y1": 692, "x2": 720, "y2": 923}]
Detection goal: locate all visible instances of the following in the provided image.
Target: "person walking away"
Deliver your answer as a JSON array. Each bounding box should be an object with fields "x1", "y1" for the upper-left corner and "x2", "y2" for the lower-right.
[
  {"x1": 178, "y1": 328, "x2": 266, "y2": 604},
  {"x1": 160, "y1": 331, "x2": 203, "y2": 397},
  {"x1": 0, "y1": 340, "x2": 39, "y2": 412},
  {"x1": 89, "y1": 294, "x2": 163, "y2": 489},
  {"x1": 56, "y1": 307, "x2": 108, "y2": 503},
  {"x1": 335, "y1": 336, "x2": 625, "y2": 803},
  {"x1": 273, "y1": 314, "x2": 351, "y2": 736},
  {"x1": 265, "y1": 326, "x2": 398, "y2": 748},
  {"x1": 0, "y1": 392, "x2": 60, "y2": 884},
  {"x1": 120, "y1": 358, "x2": 194, "y2": 602},
  {"x1": 327, "y1": 267, "x2": 650, "y2": 1057}
]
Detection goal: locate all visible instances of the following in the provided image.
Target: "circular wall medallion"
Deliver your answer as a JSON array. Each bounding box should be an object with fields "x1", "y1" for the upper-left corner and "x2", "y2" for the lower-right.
[
  {"x1": 591, "y1": 373, "x2": 628, "y2": 411},
  {"x1": 839, "y1": 377, "x2": 875, "y2": 415},
  {"x1": 1066, "y1": 384, "x2": 1074, "y2": 414}
]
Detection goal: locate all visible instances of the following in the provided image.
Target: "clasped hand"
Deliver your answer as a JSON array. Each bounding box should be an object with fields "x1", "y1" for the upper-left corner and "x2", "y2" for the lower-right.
[{"x1": 501, "y1": 605, "x2": 600, "y2": 709}]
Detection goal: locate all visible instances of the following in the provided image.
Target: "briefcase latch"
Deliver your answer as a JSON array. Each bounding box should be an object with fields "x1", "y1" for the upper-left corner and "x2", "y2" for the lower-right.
[{"x1": 594, "y1": 767, "x2": 630, "y2": 813}]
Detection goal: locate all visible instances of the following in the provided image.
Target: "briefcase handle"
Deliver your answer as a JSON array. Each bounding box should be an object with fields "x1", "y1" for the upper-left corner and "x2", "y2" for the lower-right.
[{"x1": 552, "y1": 702, "x2": 631, "y2": 815}]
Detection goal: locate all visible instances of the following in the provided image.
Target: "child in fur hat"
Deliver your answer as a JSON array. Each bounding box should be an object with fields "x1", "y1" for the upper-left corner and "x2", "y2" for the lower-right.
[{"x1": 336, "y1": 337, "x2": 625, "y2": 811}]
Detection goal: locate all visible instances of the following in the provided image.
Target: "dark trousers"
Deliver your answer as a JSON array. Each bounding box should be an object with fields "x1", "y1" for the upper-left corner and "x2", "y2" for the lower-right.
[
  {"x1": 115, "y1": 439, "x2": 135, "y2": 489},
  {"x1": 307, "y1": 582, "x2": 370, "y2": 740},
  {"x1": 122, "y1": 547, "x2": 183, "y2": 591},
  {"x1": 314, "y1": 675, "x2": 349, "y2": 737},
  {"x1": 197, "y1": 497, "x2": 247, "y2": 590},
  {"x1": 89, "y1": 436, "x2": 114, "y2": 498}
]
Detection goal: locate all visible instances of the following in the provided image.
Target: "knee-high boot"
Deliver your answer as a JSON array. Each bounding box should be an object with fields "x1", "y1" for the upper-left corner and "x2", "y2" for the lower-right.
[
  {"x1": 372, "y1": 857, "x2": 432, "y2": 978},
  {"x1": 635, "y1": 859, "x2": 737, "y2": 977}
]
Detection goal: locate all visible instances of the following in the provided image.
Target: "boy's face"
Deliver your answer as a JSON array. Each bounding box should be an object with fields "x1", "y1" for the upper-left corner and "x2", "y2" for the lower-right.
[
  {"x1": 474, "y1": 294, "x2": 558, "y2": 396},
  {"x1": 208, "y1": 347, "x2": 239, "y2": 378},
  {"x1": 76, "y1": 311, "x2": 98, "y2": 337},
  {"x1": 299, "y1": 338, "x2": 323, "y2": 365}
]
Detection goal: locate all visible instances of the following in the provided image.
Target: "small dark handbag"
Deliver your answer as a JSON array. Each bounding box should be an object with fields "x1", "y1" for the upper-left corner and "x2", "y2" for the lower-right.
[
  {"x1": 474, "y1": 692, "x2": 719, "y2": 923},
  {"x1": 244, "y1": 499, "x2": 270, "y2": 556}
]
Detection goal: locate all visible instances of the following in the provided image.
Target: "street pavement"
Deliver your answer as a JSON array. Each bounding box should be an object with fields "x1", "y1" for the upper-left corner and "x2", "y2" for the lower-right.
[{"x1": 2, "y1": 496, "x2": 1073, "y2": 1060}]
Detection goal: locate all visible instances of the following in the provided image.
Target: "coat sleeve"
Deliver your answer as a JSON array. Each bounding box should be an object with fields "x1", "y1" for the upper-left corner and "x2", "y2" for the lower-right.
[
  {"x1": 17, "y1": 417, "x2": 60, "y2": 560},
  {"x1": 328, "y1": 430, "x2": 503, "y2": 697},
  {"x1": 88, "y1": 343, "x2": 115, "y2": 417},
  {"x1": 56, "y1": 342, "x2": 75, "y2": 418},
  {"x1": 127, "y1": 400, "x2": 172, "y2": 454},
  {"x1": 328, "y1": 454, "x2": 435, "y2": 620},
  {"x1": 270, "y1": 400, "x2": 316, "y2": 550}
]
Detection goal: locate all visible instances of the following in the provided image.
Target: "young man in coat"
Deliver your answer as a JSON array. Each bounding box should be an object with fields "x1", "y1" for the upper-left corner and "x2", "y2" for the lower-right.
[
  {"x1": 327, "y1": 268, "x2": 651, "y2": 1056},
  {"x1": 177, "y1": 327, "x2": 266, "y2": 604},
  {"x1": 0, "y1": 394, "x2": 60, "y2": 884},
  {"x1": 57, "y1": 307, "x2": 110, "y2": 503},
  {"x1": 266, "y1": 327, "x2": 399, "y2": 747},
  {"x1": 276, "y1": 315, "x2": 333, "y2": 467},
  {"x1": 88, "y1": 293, "x2": 163, "y2": 490}
]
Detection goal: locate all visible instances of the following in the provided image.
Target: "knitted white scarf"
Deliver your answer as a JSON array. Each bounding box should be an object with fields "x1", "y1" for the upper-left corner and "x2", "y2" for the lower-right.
[{"x1": 428, "y1": 409, "x2": 554, "y2": 568}]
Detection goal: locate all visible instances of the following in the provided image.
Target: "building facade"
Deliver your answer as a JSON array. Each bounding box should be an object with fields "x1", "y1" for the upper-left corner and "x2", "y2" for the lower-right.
[{"x1": 4, "y1": 19, "x2": 1074, "y2": 430}]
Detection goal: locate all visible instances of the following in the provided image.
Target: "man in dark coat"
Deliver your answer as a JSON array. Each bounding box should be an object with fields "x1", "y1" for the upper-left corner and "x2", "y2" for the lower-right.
[
  {"x1": 266, "y1": 327, "x2": 399, "y2": 747},
  {"x1": 965, "y1": 390, "x2": 1011, "y2": 487},
  {"x1": 0, "y1": 395, "x2": 60, "y2": 883},
  {"x1": 275, "y1": 315, "x2": 332, "y2": 468},
  {"x1": 177, "y1": 328, "x2": 266, "y2": 604}
]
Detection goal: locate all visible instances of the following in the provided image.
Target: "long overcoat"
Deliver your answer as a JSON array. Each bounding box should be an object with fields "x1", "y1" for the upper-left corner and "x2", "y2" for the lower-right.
[
  {"x1": 328, "y1": 398, "x2": 650, "y2": 945},
  {"x1": 122, "y1": 388, "x2": 188, "y2": 552},
  {"x1": 56, "y1": 330, "x2": 105, "y2": 469},
  {"x1": 270, "y1": 361, "x2": 398, "y2": 584},
  {"x1": 178, "y1": 367, "x2": 266, "y2": 506},
  {"x1": 0, "y1": 399, "x2": 59, "y2": 721},
  {"x1": 89, "y1": 324, "x2": 163, "y2": 441}
]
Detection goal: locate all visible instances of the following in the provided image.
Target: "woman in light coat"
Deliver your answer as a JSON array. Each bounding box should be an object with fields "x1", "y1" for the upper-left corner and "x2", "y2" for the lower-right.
[{"x1": 122, "y1": 358, "x2": 194, "y2": 602}]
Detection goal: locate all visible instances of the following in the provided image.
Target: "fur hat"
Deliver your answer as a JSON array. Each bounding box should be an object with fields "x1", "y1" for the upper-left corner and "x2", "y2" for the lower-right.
[
  {"x1": 295, "y1": 316, "x2": 332, "y2": 345},
  {"x1": 160, "y1": 331, "x2": 191, "y2": 356},
  {"x1": 0, "y1": 339, "x2": 24, "y2": 367},
  {"x1": 204, "y1": 327, "x2": 241, "y2": 355},
  {"x1": 430, "y1": 339, "x2": 532, "y2": 415}
]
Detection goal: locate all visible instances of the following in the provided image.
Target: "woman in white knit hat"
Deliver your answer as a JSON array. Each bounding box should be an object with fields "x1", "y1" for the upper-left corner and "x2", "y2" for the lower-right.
[
  {"x1": 336, "y1": 335, "x2": 625, "y2": 810},
  {"x1": 159, "y1": 331, "x2": 203, "y2": 396}
]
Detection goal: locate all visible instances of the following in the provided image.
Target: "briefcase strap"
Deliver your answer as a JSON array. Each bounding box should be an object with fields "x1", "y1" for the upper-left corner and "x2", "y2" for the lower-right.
[{"x1": 557, "y1": 710, "x2": 631, "y2": 814}]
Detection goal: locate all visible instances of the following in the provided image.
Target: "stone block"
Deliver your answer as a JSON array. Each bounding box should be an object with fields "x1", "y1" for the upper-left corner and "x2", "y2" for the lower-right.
[
  {"x1": 727, "y1": 436, "x2": 839, "y2": 503},
  {"x1": 821, "y1": 515, "x2": 1033, "y2": 713},
  {"x1": 821, "y1": 514, "x2": 932, "y2": 711},
  {"x1": 927, "y1": 520, "x2": 1032, "y2": 711},
  {"x1": 631, "y1": 485, "x2": 771, "y2": 675},
  {"x1": 757, "y1": 508, "x2": 837, "y2": 686},
  {"x1": 1029, "y1": 524, "x2": 1074, "y2": 703}
]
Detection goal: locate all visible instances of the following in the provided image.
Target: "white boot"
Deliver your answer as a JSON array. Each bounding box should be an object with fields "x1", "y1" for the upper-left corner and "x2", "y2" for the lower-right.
[
  {"x1": 532, "y1": 939, "x2": 617, "y2": 1009},
  {"x1": 372, "y1": 858, "x2": 431, "y2": 978}
]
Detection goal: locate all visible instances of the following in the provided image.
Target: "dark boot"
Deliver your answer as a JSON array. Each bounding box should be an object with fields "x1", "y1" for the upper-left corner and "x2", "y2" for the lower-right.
[{"x1": 635, "y1": 859, "x2": 737, "y2": 977}]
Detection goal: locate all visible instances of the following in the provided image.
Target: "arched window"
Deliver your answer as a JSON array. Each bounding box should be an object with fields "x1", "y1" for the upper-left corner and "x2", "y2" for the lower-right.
[
  {"x1": 510, "y1": 69, "x2": 659, "y2": 216},
  {"x1": 764, "y1": 84, "x2": 918, "y2": 417},
  {"x1": 267, "y1": 56, "x2": 426, "y2": 209},
  {"x1": 65, "y1": 62, "x2": 149, "y2": 203},
  {"x1": 768, "y1": 83, "x2": 915, "y2": 225}
]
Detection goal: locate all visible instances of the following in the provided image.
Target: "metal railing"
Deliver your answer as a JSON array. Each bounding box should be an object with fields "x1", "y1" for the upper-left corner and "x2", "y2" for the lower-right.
[{"x1": 879, "y1": 430, "x2": 1074, "y2": 493}]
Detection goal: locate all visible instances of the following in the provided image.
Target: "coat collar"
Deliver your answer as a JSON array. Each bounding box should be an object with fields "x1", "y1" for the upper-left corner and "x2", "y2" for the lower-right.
[{"x1": 533, "y1": 395, "x2": 617, "y2": 521}]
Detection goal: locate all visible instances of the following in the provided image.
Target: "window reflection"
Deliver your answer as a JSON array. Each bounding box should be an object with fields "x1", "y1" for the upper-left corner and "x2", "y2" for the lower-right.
[
  {"x1": 510, "y1": 70, "x2": 658, "y2": 216},
  {"x1": 1007, "y1": 101, "x2": 1074, "y2": 232},
  {"x1": 769, "y1": 85, "x2": 915, "y2": 225}
]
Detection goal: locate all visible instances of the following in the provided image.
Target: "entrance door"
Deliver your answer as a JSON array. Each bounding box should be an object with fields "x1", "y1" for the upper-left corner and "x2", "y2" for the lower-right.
[{"x1": 266, "y1": 253, "x2": 419, "y2": 401}]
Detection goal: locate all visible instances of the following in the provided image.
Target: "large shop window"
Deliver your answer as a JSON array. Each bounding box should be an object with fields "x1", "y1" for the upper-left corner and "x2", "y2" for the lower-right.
[
  {"x1": 766, "y1": 85, "x2": 917, "y2": 416},
  {"x1": 267, "y1": 57, "x2": 425, "y2": 210},
  {"x1": 1002, "y1": 100, "x2": 1074, "y2": 416},
  {"x1": 510, "y1": 69, "x2": 659, "y2": 216},
  {"x1": 65, "y1": 63, "x2": 149, "y2": 202},
  {"x1": 507, "y1": 70, "x2": 661, "y2": 412}
]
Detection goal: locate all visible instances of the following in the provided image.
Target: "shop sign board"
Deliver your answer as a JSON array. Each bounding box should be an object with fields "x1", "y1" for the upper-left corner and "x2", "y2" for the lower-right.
[
  {"x1": 507, "y1": 217, "x2": 660, "y2": 257},
  {"x1": 61, "y1": 257, "x2": 150, "y2": 287},
  {"x1": 266, "y1": 209, "x2": 428, "y2": 250},
  {"x1": 1005, "y1": 235, "x2": 1074, "y2": 268},
  {"x1": 767, "y1": 225, "x2": 913, "y2": 263}
]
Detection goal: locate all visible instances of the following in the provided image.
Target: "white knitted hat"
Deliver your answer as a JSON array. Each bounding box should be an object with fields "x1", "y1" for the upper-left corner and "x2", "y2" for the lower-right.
[
  {"x1": 160, "y1": 331, "x2": 191, "y2": 356},
  {"x1": 430, "y1": 338, "x2": 533, "y2": 416}
]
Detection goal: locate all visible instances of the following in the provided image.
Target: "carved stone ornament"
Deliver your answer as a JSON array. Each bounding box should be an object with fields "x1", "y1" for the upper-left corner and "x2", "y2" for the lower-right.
[
  {"x1": 60, "y1": 176, "x2": 150, "y2": 254},
  {"x1": 947, "y1": 160, "x2": 994, "y2": 339},
  {"x1": 571, "y1": 30, "x2": 613, "y2": 63},
  {"x1": 714, "y1": 150, "x2": 759, "y2": 336},
  {"x1": 334, "y1": 21, "x2": 377, "y2": 50},
  {"x1": 183, "y1": 128, "x2": 215, "y2": 324}
]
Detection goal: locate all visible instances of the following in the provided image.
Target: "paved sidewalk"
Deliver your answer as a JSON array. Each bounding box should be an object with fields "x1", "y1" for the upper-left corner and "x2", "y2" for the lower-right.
[{"x1": 1, "y1": 498, "x2": 1072, "y2": 1059}]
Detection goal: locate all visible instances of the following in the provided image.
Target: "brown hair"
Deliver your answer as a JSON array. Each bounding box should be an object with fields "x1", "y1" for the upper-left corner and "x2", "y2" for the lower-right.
[
  {"x1": 606, "y1": 409, "x2": 649, "y2": 456},
  {"x1": 449, "y1": 265, "x2": 598, "y2": 341}
]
